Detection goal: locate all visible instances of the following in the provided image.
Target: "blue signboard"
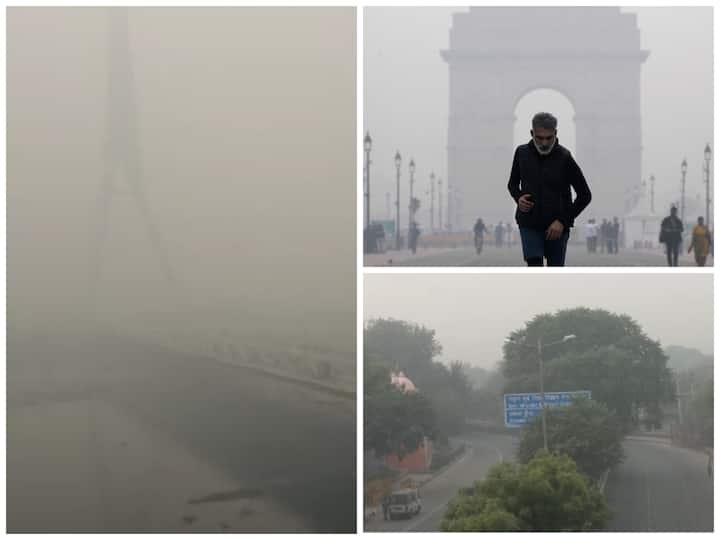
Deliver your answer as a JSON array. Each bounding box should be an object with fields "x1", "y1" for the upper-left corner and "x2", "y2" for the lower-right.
[{"x1": 503, "y1": 391, "x2": 591, "y2": 427}]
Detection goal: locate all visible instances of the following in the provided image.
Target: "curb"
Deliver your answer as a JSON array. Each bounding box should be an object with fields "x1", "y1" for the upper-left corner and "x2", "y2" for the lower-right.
[
  {"x1": 425, "y1": 444, "x2": 470, "y2": 483},
  {"x1": 226, "y1": 361, "x2": 356, "y2": 400}
]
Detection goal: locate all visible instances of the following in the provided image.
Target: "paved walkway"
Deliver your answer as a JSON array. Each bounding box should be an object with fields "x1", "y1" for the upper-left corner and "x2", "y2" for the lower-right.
[{"x1": 365, "y1": 245, "x2": 713, "y2": 267}]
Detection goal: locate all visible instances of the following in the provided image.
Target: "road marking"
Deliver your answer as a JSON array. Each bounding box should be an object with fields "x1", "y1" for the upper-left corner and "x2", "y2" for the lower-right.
[{"x1": 401, "y1": 440, "x2": 507, "y2": 532}]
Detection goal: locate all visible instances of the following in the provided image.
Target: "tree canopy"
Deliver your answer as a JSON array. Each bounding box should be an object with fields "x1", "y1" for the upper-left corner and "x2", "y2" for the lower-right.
[
  {"x1": 501, "y1": 308, "x2": 674, "y2": 430},
  {"x1": 516, "y1": 398, "x2": 625, "y2": 480},
  {"x1": 364, "y1": 318, "x2": 473, "y2": 438},
  {"x1": 364, "y1": 361, "x2": 436, "y2": 458},
  {"x1": 441, "y1": 451, "x2": 610, "y2": 532}
]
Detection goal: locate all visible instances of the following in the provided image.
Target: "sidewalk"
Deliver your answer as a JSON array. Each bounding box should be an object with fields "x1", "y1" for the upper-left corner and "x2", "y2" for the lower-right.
[
  {"x1": 364, "y1": 246, "x2": 468, "y2": 266},
  {"x1": 363, "y1": 444, "x2": 469, "y2": 525}
]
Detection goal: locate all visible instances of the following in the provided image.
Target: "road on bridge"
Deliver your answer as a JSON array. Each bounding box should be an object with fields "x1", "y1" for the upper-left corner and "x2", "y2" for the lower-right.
[{"x1": 8, "y1": 335, "x2": 356, "y2": 533}]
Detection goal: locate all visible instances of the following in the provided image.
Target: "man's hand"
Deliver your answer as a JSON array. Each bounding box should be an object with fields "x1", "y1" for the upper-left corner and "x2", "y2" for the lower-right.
[
  {"x1": 518, "y1": 194, "x2": 534, "y2": 213},
  {"x1": 546, "y1": 219, "x2": 564, "y2": 240}
]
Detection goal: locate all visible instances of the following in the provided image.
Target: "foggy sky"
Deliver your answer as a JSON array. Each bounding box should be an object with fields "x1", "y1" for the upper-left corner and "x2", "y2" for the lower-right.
[
  {"x1": 8, "y1": 8, "x2": 355, "y2": 330},
  {"x1": 364, "y1": 274, "x2": 713, "y2": 369},
  {"x1": 364, "y1": 7, "x2": 713, "y2": 229}
]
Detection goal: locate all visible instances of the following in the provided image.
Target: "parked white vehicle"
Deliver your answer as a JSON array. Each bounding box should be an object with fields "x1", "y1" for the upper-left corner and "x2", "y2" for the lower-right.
[{"x1": 388, "y1": 488, "x2": 422, "y2": 519}]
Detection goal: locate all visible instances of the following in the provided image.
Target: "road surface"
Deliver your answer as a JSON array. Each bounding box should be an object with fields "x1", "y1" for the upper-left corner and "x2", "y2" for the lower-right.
[
  {"x1": 365, "y1": 432, "x2": 518, "y2": 532},
  {"x1": 7, "y1": 335, "x2": 356, "y2": 533},
  {"x1": 606, "y1": 437, "x2": 713, "y2": 531},
  {"x1": 365, "y1": 245, "x2": 710, "y2": 267}
]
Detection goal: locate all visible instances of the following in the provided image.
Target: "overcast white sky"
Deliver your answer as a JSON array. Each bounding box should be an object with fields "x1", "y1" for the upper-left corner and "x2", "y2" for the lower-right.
[
  {"x1": 364, "y1": 274, "x2": 713, "y2": 368},
  {"x1": 364, "y1": 7, "x2": 713, "y2": 228},
  {"x1": 8, "y1": 8, "x2": 355, "y2": 324}
]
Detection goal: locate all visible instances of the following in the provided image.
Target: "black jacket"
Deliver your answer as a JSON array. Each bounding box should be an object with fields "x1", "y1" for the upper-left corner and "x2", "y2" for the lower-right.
[
  {"x1": 660, "y1": 215, "x2": 683, "y2": 244},
  {"x1": 507, "y1": 140, "x2": 592, "y2": 231}
]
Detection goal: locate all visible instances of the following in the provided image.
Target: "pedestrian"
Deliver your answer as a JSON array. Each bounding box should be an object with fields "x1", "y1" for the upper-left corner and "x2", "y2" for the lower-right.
[
  {"x1": 611, "y1": 217, "x2": 621, "y2": 254},
  {"x1": 605, "y1": 219, "x2": 614, "y2": 254},
  {"x1": 473, "y1": 217, "x2": 487, "y2": 254},
  {"x1": 505, "y1": 221, "x2": 512, "y2": 247},
  {"x1": 659, "y1": 206, "x2": 684, "y2": 266},
  {"x1": 687, "y1": 216, "x2": 712, "y2": 267},
  {"x1": 381, "y1": 495, "x2": 390, "y2": 521},
  {"x1": 408, "y1": 221, "x2": 421, "y2": 255},
  {"x1": 599, "y1": 218, "x2": 608, "y2": 253},
  {"x1": 507, "y1": 112, "x2": 592, "y2": 266},
  {"x1": 585, "y1": 219, "x2": 597, "y2": 253},
  {"x1": 495, "y1": 221, "x2": 504, "y2": 248}
]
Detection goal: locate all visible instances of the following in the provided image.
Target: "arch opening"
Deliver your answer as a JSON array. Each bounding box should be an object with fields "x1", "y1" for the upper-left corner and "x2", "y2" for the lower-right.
[{"x1": 513, "y1": 88, "x2": 576, "y2": 156}]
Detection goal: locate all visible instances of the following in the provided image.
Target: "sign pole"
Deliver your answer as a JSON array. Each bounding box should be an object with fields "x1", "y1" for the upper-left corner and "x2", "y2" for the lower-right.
[{"x1": 538, "y1": 338, "x2": 548, "y2": 451}]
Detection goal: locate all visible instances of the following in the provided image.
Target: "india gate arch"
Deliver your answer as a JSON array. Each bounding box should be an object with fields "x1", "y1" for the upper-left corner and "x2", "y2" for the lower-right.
[{"x1": 441, "y1": 7, "x2": 648, "y2": 231}]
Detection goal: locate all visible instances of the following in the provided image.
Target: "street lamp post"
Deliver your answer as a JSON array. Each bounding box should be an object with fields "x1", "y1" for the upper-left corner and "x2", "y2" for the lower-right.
[
  {"x1": 428, "y1": 172, "x2": 435, "y2": 233},
  {"x1": 649, "y1": 174, "x2": 655, "y2": 214},
  {"x1": 395, "y1": 151, "x2": 402, "y2": 250},
  {"x1": 704, "y1": 144, "x2": 712, "y2": 230},
  {"x1": 447, "y1": 182, "x2": 453, "y2": 232},
  {"x1": 681, "y1": 158, "x2": 688, "y2": 225},
  {"x1": 408, "y1": 159, "x2": 416, "y2": 233},
  {"x1": 537, "y1": 334, "x2": 576, "y2": 451},
  {"x1": 438, "y1": 178, "x2": 444, "y2": 233},
  {"x1": 507, "y1": 334, "x2": 576, "y2": 451},
  {"x1": 537, "y1": 337, "x2": 547, "y2": 450},
  {"x1": 364, "y1": 132, "x2": 372, "y2": 230}
]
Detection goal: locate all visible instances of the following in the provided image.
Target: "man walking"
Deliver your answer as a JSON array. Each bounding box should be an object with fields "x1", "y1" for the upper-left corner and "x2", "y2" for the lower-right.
[
  {"x1": 611, "y1": 217, "x2": 621, "y2": 254},
  {"x1": 688, "y1": 216, "x2": 712, "y2": 267},
  {"x1": 585, "y1": 219, "x2": 597, "y2": 253},
  {"x1": 495, "y1": 221, "x2": 505, "y2": 248},
  {"x1": 507, "y1": 112, "x2": 592, "y2": 266},
  {"x1": 599, "y1": 219, "x2": 608, "y2": 253},
  {"x1": 659, "y1": 206, "x2": 684, "y2": 266}
]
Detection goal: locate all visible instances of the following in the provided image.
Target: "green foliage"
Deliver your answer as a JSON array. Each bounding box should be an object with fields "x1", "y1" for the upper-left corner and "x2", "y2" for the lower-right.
[
  {"x1": 364, "y1": 318, "x2": 442, "y2": 380},
  {"x1": 516, "y1": 398, "x2": 624, "y2": 480},
  {"x1": 441, "y1": 451, "x2": 610, "y2": 532},
  {"x1": 502, "y1": 308, "x2": 674, "y2": 431},
  {"x1": 468, "y1": 369, "x2": 506, "y2": 423},
  {"x1": 363, "y1": 361, "x2": 436, "y2": 458},
  {"x1": 364, "y1": 318, "x2": 473, "y2": 438},
  {"x1": 678, "y1": 374, "x2": 714, "y2": 448}
]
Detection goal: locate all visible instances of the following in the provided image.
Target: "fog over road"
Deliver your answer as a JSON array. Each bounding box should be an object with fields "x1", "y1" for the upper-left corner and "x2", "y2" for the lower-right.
[
  {"x1": 606, "y1": 437, "x2": 713, "y2": 532},
  {"x1": 8, "y1": 335, "x2": 356, "y2": 533},
  {"x1": 365, "y1": 245, "x2": 709, "y2": 267},
  {"x1": 366, "y1": 431, "x2": 713, "y2": 532},
  {"x1": 366, "y1": 432, "x2": 518, "y2": 532}
]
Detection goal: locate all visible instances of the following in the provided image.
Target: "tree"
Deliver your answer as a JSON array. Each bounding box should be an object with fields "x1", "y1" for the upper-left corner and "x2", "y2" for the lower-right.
[
  {"x1": 468, "y1": 369, "x2": 506, "y2": 423},
  {"x1": 364, "y1": 318, "x2": 473, "y2": 438},
  {"x1": 441, "y1": 451, "x2": 610, "y2": 532},
  {"x1": 688, "y1": 377, "x2": 713, "y2": 448},
  {"x1": 516, "y1": 398, "x2": 624, "y2": 480},
  {"x1": 364, "y1": 361, "x2": 435, "y2": 458},
  {"x1": 364, "y1": 318, "x2": 442, "y2": 381},
  {"x1": 675, "y1": 370, "x2": 714, "y2": 448},
  {"x1": 501, "y1": 308, "x2": 674, "y2": 431}
]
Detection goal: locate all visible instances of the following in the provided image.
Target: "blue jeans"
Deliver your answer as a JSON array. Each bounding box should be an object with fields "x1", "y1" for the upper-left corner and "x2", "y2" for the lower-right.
[{"x1": 519, "y1": 227, "x2": 570, "y2": 266}]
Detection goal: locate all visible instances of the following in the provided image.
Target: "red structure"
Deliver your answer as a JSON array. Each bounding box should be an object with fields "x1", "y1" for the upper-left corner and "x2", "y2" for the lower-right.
[
  {"x1": 385, "y1": 437, "x2": 433, "y2": 473},
  {"x1": 385, "y1": 371, "x2": 433, "y2": 472}
]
